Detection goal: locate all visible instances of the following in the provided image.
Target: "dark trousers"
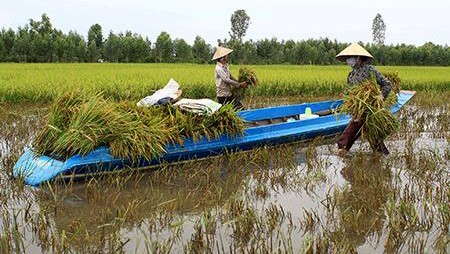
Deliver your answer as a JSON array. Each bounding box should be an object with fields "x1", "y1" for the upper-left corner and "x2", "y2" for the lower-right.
[
  {"x1": 217, "y1": 96, "x2": 244, "y2": 110},
  {"x1": 337, "y1": 118, "x2": 389, "y2": 155}
]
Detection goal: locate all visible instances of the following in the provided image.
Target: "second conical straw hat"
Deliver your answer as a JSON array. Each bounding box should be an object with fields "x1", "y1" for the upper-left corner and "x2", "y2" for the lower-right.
[
  {"x1": 212, "y1": 46, "x2": 233, "y2": 60},
  {"x1": 336, "y1": 43, "x2": 374, "y2": 61}
]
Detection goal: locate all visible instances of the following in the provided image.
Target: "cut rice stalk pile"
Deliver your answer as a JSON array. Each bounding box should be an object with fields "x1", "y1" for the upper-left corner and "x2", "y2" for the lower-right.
[
  {"x1": 166, "y1": 104, "x2": 245, "y2": 144},
  {"x1": 382, "y1": 71, "x2": 401, "y2": 94},
  {"x1": 34, "y1": 92, "x2": 88, "y2": 156},
  {"x1": 33, "y1": 93, "x2": 244, "y2": 162},
  {"x1": 238, "y1": 67, "x2": 259, "y2": 86},
  {"x1": 382, "y1": 71, "x2": 402, "y2": 108},
  {"x1": 232, "y1": 67, "x2": 259, "y2": 100},
  {"x1": 339, "y1": 78, "x2": 400, "y2": 144}
]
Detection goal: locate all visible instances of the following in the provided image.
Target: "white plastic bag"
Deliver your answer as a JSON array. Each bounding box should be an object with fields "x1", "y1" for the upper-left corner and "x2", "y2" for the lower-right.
[{"x1": 137, "y1": 78, "x2": 182, "y2": 107}]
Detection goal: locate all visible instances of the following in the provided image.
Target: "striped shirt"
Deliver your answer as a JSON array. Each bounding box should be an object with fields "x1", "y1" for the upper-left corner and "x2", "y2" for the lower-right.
[
  {"x1": 347, "y1": 64, "x2": 392, "y2": 99},
  {"x1": 215, "y1": 63, "x2": 240, "y2": 97}
]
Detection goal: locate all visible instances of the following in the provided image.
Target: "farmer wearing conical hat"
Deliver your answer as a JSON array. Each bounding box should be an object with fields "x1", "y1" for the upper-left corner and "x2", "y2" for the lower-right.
[
  {"x1": 336, "y1": 43, "x2": 392, "y2": 155},
  {"x1": 212, "y1": 46, "x2": 247, "y2": 109}
]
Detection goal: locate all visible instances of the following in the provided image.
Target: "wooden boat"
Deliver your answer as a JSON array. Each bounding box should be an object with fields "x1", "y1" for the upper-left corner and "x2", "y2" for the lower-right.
[{"x1": 13, "y1": 91, "x2": 415, "y2": 186}]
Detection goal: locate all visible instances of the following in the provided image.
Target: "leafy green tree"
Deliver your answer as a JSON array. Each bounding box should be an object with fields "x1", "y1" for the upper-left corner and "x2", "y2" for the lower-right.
[
  {"x1": 122, "y1": 31, "x2": 150, "y2": 62},
  {"x1": 153, "y1": 32, "x2": 173, "y2": 62},
  {"x1": 14, "y1": 26, "x2": 31, "y2": 62},
  {"x1": 87, "y1": 41, "x2": 100, "y2": 62},
  {"x1": 88, "y1": 24, "x2": 103, "y2": 49},
  {"x1": 121, "y1": 31, "x2": 133, "y2": 62},
  {"x1": 1, "y1": 13, "x2": 450, "y2": 65},
  {"x1": 144, "y1": 38, "x2": 153, "y2": 62},
  {"x1": 192, "y1": 36, "x2": 211, "y2": 63},
  {"x1": 0, "y1": 28, "x2": 15, "y2": 61},
  {"x1": 372, "y1": 13, "x2": 386, "y2": 46},
  {"x1": 28, "y1": 13, "x2": 54, "y2": 62},
  {"x1": 256, "y1": 38, "x2": 283, "y2": 64},
  {"x1": 52, "y1": 29, "x2": 66, "y2": 62},
  {"x1": 225, "y1": 39, "x2": 243, "y2": 63},
  {"x1": 0, "y1": 36, "x2": 5, "y2": 61},
  {"x1": 229, "y1": 10, "x2": 250, "y2": 41},
  {"x1": 283, "y1": 40, "x2": 297, "y2": 64},
  {"x1": 103, "y1": 31, "x2": 122, "y2": 62},
  {"x1": 87, "y1": 24, "x2": 103, "y2": 61},
  {"x1": 66, "y1": 31, "x2": 86, "y2": 62},
  {"x1": 243, "y1": 41, "x2": 258, "y2": 64},
  {"x1": 133, "y1": 36, "x2": 151, "y2": 62},
  {"x1": 29, "y1": 13, "x2": 52, "y2": 35},
  {"x1": 173, "y1": 38, "x2": 192, "y2": 62}
]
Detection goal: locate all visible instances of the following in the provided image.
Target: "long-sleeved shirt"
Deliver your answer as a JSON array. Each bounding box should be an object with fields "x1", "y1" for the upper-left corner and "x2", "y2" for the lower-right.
[
  {"x1": 215, "y1": 62, "x2": 240, "y2": 97},
  {"x1": 347, "y1": 64, "x2": 391, "y2": 99}
]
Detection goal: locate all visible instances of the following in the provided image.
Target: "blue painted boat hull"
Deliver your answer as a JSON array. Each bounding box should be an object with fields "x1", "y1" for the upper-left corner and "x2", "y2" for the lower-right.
[{"x1": 13, "y1": 91, "x2": 415, "y2": 186}]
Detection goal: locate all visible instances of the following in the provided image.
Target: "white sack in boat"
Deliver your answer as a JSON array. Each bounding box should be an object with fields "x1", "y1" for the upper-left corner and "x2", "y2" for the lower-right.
[
  {"x1": 137, "y1": 78, "x2": 182, "y2": 107},
  {"x1": 173, "y1": 99, "x2": 222, "y2": 115}
]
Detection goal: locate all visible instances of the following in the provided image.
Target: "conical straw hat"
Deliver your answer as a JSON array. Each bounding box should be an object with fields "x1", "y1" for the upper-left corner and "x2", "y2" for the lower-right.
[
  {"x1": 212, "y1": 46, "x2": 233, "y2": 60},
  {"x1": 336, "y1": 43, "x2": 373, "y2": 61}
]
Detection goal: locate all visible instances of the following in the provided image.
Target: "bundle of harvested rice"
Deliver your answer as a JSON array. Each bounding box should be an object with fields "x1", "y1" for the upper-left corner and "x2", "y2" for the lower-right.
[
  {"x1": 34, "y1": 92, "x2": 87, "y2": 156},
  {"x1": 238, "y1": 67, "x2": 259, "y2": 86},
  {"x1": 33, "y1": 93, "x2": 244, "y2": 162},
  {"x1": 382, "y1": 71, "x2": 401, "y2": 94},
  {"x1": 364, "y1": 108, "x2": 399, "y2": 145},
  {"x1": 202, "y1": 104, "x2": 245, "y2": 138},
  {"x1": 232, "y1": 67, "x2": 259, "y2": 100},
  {"x1": 340, "y1": 79, "x2": 385, "y2": 120},
  {"x1": 166, "y1": 104, "x2": 245, "y2": 144},
  {"x1": 51, "y1": 96, "x2": 114, "y2": 157},
  {"x1": 108, "y1": 102, "x2": 173, "y2": 162},
  {"x1": 382, "y1": 71, "x2": 401, "y2": 108},
  {"x1": 166, "y1": 107, "x2": 208, "y2": 144},
  {"x1": 339, "y1": 78, "x2": 399, "y2": 144}
]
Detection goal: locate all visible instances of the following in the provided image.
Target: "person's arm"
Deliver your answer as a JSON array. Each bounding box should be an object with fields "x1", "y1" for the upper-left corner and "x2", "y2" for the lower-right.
[
  {"x1": 372, "y1": 66, "x2": 391, "y2": 99},
  {"x1": 216, "y1": 67, "x2": 241, "y2": 88},
  {"x1": 231, "y1": 73, "x2": 248, "y2": 88}
]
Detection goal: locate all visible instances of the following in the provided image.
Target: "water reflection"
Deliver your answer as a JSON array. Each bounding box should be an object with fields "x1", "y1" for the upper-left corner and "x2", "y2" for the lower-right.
[
  {"x1": 335, "y1": 155, "x2": 392, "y2": 250},
  {"x1": 36, "y1": 158, "x2": 250, "y2": 250}
]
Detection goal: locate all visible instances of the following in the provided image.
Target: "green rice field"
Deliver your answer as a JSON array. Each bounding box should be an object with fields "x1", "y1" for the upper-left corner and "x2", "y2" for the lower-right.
[{"x1": 0, "y1": 63, "x2": 449, "y2": 103}]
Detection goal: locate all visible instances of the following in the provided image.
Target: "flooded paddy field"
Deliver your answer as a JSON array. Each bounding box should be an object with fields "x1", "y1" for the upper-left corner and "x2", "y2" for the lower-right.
[{"x1": 0, "y1": 92, "x2": 448, "y2": 253}]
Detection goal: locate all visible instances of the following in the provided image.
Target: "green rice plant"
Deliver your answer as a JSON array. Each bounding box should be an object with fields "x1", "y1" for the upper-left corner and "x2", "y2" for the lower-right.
[
  {"x1": 0, "y1": 64, "x2": 448, "y2": 104},
  {"x1": 339, "y1": 78, "x2": 400, "y2": 144}
]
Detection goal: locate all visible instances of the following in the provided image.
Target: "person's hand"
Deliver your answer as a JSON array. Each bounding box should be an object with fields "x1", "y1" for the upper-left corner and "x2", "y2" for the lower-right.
[{"x1": 240, "y1": 82, "x2": 248, "y2": 88}]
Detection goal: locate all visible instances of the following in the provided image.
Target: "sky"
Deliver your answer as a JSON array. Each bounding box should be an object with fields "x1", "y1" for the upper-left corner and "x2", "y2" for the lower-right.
[{"x1": 1, "y1": 0, "x2": 449, "y2": 46}]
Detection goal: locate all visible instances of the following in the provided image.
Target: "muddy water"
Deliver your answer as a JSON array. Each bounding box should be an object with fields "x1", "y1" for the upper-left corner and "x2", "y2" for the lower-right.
[{"x1": 0, "y1": 94, "x2": 448, "y2": 253}]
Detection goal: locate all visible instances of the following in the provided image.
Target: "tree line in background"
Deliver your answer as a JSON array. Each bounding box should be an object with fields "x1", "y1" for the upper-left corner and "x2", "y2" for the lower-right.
[{"x1": 0, "y1": 13, "x2": 449, "y2": 66}]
